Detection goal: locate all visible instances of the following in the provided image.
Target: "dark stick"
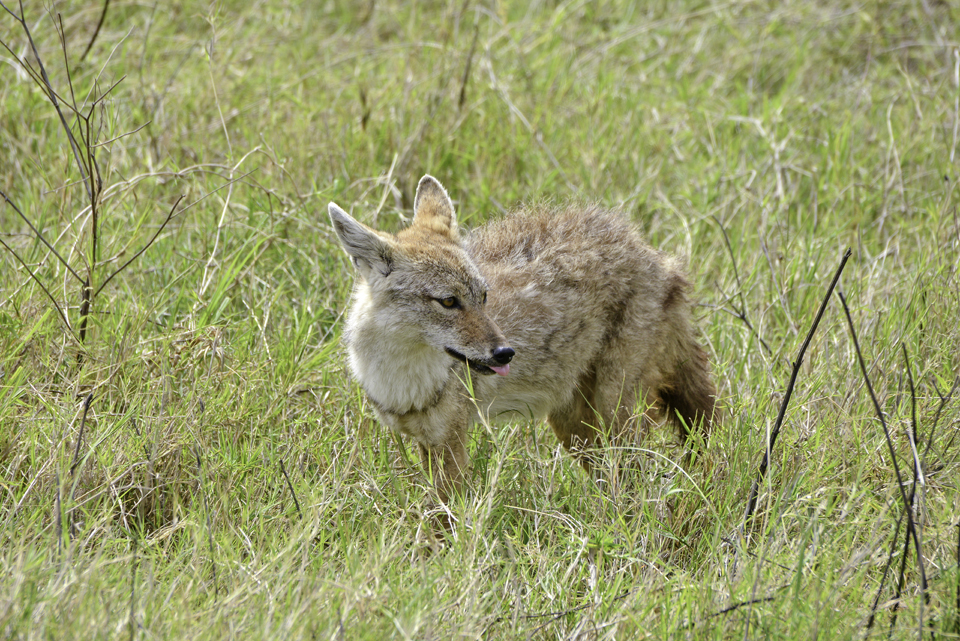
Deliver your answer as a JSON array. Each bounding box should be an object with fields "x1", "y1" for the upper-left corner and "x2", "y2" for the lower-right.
[
  {"x1": 709, "y1": 591, "x2": 784, "y2": 618},
  {"x1": 744, "y1": 248, "x2": 852, "y2": 525},
  {"x1": 69, "y1": 393, "x2": 94, "y2": 476},
  {"x1": 837, "y1": 290, "x2": 929, "y2": 608},
  {"x1": 888, "y1": 518, "x2": 913, "y2": 638},
  {"x1": 56, "y1": 14, "x2": 79, "y2": 111},
  {"x1": 713, "y1": 215, "x2": 773, "y2": 357},
  {"x1": 0, "y1": 236, "x2": 77, "y2": 340},
  {"x1": 902, "y1": 344, "x2": 920, "y2": 483},
  {"x1": 885, "y1": 345, "x2": 923, "y2": 637},
  {"x1": 67, "y1": 393, "x2": 91, "y2": 538},
  {"x1": 955, "y1": 521, "x2": 959, "y2": 637},
  {"x1": 925, "y1": 376, "x2": 958, "y2": 465},
  {"x1": 4, "y1": 0, "x2": 93, "y2": 200},
  {"x1": 195, "y1": 445, "x2": 218, "y2": 598},
  {"x1": 458, "y1": 21, "x2": 479, "y2": 111},
  {"x1": 867, "y1": 507, "x2": 905, "y2": 632},
  {"x1": 867, "y1": 346, "x2": 931, "y2": 636},
  {"x1": 279, "y1": 459, "x2": 303, "y2": 519},
  {"x1": 80, "y1": 0, "x2": 110, "y2": 62},
  {"x1": 527, "y1": 589, "x2": 635, "y2": 635},
  {"x1": 1, "y1": 189, "x2": 84, "y2": 283},
  {"x1": 128, "y1": 536, "x2": 138, "y2": 641},
  {"x1": 95, "y1": 195, "x2": 184, "y2": 297},
  {"x1": 78, "y1": 278, "x2": 91, "y2": 351}
]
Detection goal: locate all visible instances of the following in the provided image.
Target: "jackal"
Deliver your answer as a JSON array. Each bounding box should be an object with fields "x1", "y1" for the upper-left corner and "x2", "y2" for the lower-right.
[{"x1": 328, "y1": 175, "x2": 716, "y2": 501}]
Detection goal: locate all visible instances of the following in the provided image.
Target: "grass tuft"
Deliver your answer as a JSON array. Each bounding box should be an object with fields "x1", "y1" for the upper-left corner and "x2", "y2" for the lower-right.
[{"x1": 2, "y1": 0, "x2": 959, "y2": 638}]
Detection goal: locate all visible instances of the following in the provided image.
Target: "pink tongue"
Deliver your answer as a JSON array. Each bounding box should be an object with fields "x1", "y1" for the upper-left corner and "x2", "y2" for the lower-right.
[{"x1": 490, "y1": 363, "x2": 510, "y2": 376}]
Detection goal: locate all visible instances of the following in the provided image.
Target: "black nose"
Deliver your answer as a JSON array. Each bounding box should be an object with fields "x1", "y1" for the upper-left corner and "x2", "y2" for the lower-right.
[{"x1": 492, "y1": 346, "x2": 515, "y2": 364}]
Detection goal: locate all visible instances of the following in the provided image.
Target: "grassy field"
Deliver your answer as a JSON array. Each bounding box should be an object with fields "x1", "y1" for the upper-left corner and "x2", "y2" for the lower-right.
[{"x1": 2, "y1": 0, "x2": 959, "y2": 638}]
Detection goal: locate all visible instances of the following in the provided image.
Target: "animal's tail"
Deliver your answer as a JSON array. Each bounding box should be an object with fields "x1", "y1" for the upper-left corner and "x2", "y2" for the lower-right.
[
  {"x1": 656, "y1": 270, "x2": 718, "y2": 444},
  {"x1": 659, "y1": 338, "x2": 718, "y2": 443}
]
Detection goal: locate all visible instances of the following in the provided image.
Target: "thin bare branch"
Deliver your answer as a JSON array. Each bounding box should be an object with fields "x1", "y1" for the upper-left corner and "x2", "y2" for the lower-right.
[
  {"x1": 1, "y1": 189, "x2": 84, "y2": 283},
  {"x1": 95, "y1": 195, "x2": 184, "y2": 297},
  {"x1": 901, "y1": 344, "x2": 924, "y2": 488},
  {"x1": 69, "y1": 393, "x2": 94, "y2": 477},
  {"x1": 867, "y1": 507, "x2": 906, "y2": 633},
  {"x1": 80, "y1": 0, "x2": 110, "y2": 62},
  {"x1": 56, "y1": 14, "x2": 79, "y2": 113},
  {"x1": 712, "y1": 215, "x2": 773, "y2": 357},
  {"x1": 83, "y1": 25, "x2": 134, "y2": 108},
  {"x1": 279, "y1": 459, "x2": 303, "y2": 519},
  {"x1": 744, "y1": 248, "x2": 852, "y2": 525},
  {"x1": 458, "y1": 20, "x2": 479, "y2": 111},
  {"x1": 708, "y1": 586, "x2": 789, "y2": 619},
  {"x1": 90, "y1": 73, "x2": 127, "y2": 110},
  {"x1": 888, "y1": 521, "x2": 914, "y2": 637},
  {"x1": 0, "y1": 236, "x2": 77, "y2": 340},
  {"x1": 8, "y1": 0, "x2": 92, "y2": 200},
  {"x1": 92, "y1": 120, "x2": 150, "y2": 149},
  {"x1": 926, "y1": 375, "x2": 958, "y2": 460},
  {"x1": 837, "y1": 290, "x2": 929, "y2": 610},
  {"x1": 178, "y1": 169, "x2": 259, "y2": 216}
]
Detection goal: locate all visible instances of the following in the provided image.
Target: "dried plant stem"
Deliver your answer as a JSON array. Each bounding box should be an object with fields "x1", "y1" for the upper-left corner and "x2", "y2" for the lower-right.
[
  {"x1": 279, "y1": 460, "x2": 303, "y2": 519},
  {"x1": 837, "y1": 290, "x2": 929, "y2": 612},
  {"x1": 744, "y1": 248, "x2": 851, "y2": 525},
  {"x1": 80, "y1": 0, "x2": 110, "y2": 62}
]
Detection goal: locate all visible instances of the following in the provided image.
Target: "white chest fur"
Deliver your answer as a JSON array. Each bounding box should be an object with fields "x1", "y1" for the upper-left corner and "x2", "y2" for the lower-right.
[{"x1": 344, "y1": 288, "x2": 452, "y2": 415}]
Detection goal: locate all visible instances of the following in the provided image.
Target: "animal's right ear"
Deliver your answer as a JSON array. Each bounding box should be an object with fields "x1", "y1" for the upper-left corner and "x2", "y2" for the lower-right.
[{"x1": 328, "y1": 203, "x2": 396, "y2": 280}]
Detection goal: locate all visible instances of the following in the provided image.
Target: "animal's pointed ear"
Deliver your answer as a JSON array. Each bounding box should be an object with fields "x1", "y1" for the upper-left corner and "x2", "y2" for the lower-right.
[
  {"x1": 328, "y1": 203, "x2": 396, "y2": 280},
  {"x1": 412, "y1": 175, "x2": 458, "y2": 238}
]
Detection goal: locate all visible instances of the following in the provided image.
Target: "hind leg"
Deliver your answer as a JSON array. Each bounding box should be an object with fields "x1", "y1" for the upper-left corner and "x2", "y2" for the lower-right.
[
  {"x1": 547, "y1": 366, "x2": 648, "y2": 468},
  {"x1": 547, "y1": 369, "x2": 602, "y2": 470},
  {"x1": 589, "y1": 335, "x2": 664, "y2": 447}
]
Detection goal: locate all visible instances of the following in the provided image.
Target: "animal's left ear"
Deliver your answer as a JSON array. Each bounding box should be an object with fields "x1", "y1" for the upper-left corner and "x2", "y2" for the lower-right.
[{"x1": 412, "y1": 175, "x2": 458, "y2": 238}]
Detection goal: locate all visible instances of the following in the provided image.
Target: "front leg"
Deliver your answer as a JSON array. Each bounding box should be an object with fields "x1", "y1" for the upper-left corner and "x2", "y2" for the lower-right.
[
  {"x1": 419, "y1": 431, "x2": 468, "y2": 504},
  {"x1": 384, "y1": 379, "x2": 473, "y2": 506}
]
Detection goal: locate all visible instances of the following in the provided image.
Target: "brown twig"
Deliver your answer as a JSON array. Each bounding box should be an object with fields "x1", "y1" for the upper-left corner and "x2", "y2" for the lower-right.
[
  {"x1": 867, "y1": 359, "x2": 949, "y2": 636},
  {"x1": 708, "y1": 585, "x2": 789, "y2": 619},
  {"x1": 928, "y1": 376, "x2": 959, "y2": 459},
  {"x1": 458, "y1": 20, "x2": 479, "y2": 111},
  {"x1": 712, "y1": 215, "x2": 773, "y2": 357},
  {"x1": 837, "y1": 290, "x2": 929, "y2": 613},
  {"x1": 279, "y1": 459, "x2": 303, "y2": 520},
  {"x1": 80, "y1": 0, "x2": 110, "y2": 62},
  {"x1": 867, "y1": 506, "x2": 906, "y2": 632},
  {"x1": 78, "y1": 278, "x2": 91, "y2": 353},
  {"x1": 2, "y1": 0, "x2": 92, "y2": 200},
  {"x1": 1, "y1": 190, "x2": 84, "y2": 283},
  {"x1": 69, "y1": 393, "x2": 94, "y2": 477},
  {"x1": 194, "y1": 444, "x2": 219, "y2": 598},
  {"x1": 887, "y1": 345, "x2": 920, "y2": 638},
  {"x1": 95, "y1": 195, "x2": 184, "y2": 297},
  {"x1": 744, "y1": 248, "x2": 851, "y2": 525},
  {"x1": 0, "y1": 236, "x2": 77, "y2": 339},
  {"x1": 127, "y1": 537, "x2": 138, "y2": 641}
]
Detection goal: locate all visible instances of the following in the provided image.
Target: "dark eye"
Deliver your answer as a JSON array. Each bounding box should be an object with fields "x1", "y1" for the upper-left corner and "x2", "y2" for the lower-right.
[
  {"x1": 438, "y1": 296, "x2": 459, "y2": 309},
  {"x1": 482, "y1": 291, "x2": 488, "y2": 305}
]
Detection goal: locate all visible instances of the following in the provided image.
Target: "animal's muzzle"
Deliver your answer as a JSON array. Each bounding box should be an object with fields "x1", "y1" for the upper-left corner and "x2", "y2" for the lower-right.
[{"x1": 492, "y1": 346, "x2": 515, "y2": 365}]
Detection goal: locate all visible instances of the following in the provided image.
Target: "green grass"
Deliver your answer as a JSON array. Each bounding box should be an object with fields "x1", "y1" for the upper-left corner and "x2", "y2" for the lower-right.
[{"x1": 2, "y1": 0, "x2": 959, "y2": 638}]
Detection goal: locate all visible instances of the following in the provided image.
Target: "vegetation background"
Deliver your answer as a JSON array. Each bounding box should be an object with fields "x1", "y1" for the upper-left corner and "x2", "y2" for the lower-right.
[{"x1": 1, "y1": 0, "x2": 958, "y2": 638}]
